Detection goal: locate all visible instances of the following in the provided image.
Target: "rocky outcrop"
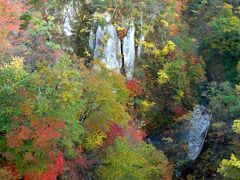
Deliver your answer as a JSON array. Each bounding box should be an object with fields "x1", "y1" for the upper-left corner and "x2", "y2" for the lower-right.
[
  {"x1": 123, "y1": 22, "x2": 135, "y2": 79},
  {"x1": 62, "y1": 2, "x2": 136, "y2": 79},
  {"x1": 91, "y1": 13, "x2": 122, "y2": 73},
  {"x1": 63, "y1": 3, "x2": 75, "y2": 36},
  {"x1": 147, "y1": 105, "x2": 212, "y2": 177},
  {"x1": 188, "y1": 105, "x2": 212, "y2": 160},
  {"x1": 90, "y1": 13, "x2": 135, "y2": 79},
  {"x1": 89, "y1": 29, "x2": 96, "y2": 53}
]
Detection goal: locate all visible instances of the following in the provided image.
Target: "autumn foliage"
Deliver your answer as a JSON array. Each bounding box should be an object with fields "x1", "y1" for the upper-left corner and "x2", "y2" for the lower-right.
[
  {"x1": 0, "y1": 1, "x2": 174, "y2": 179},
  {"x1": 126, "y1": 125, "x2": 147, "y2": 142},
  {"x1": 172, "y1": 106, "x2": 186, "y2": 117},
  {"x1": 126, "y1": 79, "x2": 143, "y2": 97},
  {"x1": 4, "y1": 89, "x2": 66, "y2": 179},
  {"x1": 0, "y1": 0, "x2": 26, "y2": 50},
  {"x1": 0, "y1": 0, "x2": 26, "y2": 32},
  {"x1": 105, "y1": 123, "x2": 124, "y2": 145}
]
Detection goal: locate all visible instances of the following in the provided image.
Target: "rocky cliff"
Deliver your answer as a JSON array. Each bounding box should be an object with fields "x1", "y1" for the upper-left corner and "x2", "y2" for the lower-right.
[{"x1": 63, "y1": 4, "x2": 136, "y2": 79}]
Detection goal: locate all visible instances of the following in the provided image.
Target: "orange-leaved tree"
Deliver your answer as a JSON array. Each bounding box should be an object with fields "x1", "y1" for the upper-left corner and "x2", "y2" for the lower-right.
[
  {"x1": 4, "y1": 89, "x2": 66, "y2": 179},
  {"x1": 0, "y1": 0, "x2": 26, "y2": 51}
]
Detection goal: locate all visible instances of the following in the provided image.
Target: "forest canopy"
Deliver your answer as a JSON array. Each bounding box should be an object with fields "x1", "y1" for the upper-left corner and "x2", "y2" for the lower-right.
[{"x1": 0, "y1": 0, "x2": 239, "y2": 179}]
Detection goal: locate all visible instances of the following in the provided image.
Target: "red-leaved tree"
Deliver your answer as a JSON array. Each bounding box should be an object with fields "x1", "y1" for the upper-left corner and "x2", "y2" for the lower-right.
[
  {"x1": 126, "y1": 79, "x2": 143, "y2": 97},
  {"x1": 4, "y1": 89, "x2": 66, "y2": 179},
  {"x1": 0, "y1": 0, "x2": 26, "y2": 51}
]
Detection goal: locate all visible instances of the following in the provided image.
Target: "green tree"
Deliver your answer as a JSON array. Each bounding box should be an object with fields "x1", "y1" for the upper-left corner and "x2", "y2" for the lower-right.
[
  {"x1": 80, "y1": 61, "x2": 130, "y2": 145},
  {"x1": 96, "y1": 137, "x2": 168, "y2": 180},
  {"x1": 218, "y1": 120, "x2": 240, "y2": 179},
  {"x1": 204, "y1": 82, "x2": 240, "y2": 121},
  {"x1": 0, "y1": 57, "x2": 28, "y2": 133},
  {"x1": 189, "y1": 2, "x2": 240, "y2": 83}
]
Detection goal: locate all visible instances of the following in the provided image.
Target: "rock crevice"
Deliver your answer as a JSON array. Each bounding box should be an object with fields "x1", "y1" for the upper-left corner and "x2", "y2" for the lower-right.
[
  {"x1": 63, "y1": 5, "x2": 136, "y2": 79},
  {"x1": 89, "y1": 13, "x2": 135, "y2": 79}
]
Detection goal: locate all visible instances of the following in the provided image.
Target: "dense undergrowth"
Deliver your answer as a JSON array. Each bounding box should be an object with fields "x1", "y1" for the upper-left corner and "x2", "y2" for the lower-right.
[{"x1": 0, "y1": 0, "x2": 239, "y2": 179}]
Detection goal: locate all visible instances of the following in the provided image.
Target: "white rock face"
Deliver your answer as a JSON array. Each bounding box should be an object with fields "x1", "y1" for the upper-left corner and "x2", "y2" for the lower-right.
[
  {"x1": 188, "y1": 105, "x2": 212, "y2": 160},
  {"x1": 93, "y1": 24, "x2": 122, "y2": 72},
  {"x1": 90, "y1": 13, "x2": 136, "y2": 79},
  {"x1": 62, "y1": 5, "x2": 136, "y2": 78},
  {"x1": 63, "y1": 3, "x2": 76, "y2": 36},
  {"x1": 123, "y1": 23, "x2": 135, "y2": 79},
  {"x1": 89, "y1": 29, "x2": 96, "y2": 52}
]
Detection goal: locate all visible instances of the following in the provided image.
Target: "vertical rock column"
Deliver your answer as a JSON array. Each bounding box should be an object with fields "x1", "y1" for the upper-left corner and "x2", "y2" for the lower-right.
[
  {"x1": 123, "y1": 22, "x2": 135, "y2": 79},
  {"x1": 62, "y1": 3, "x2": 136, "y2": 78},
  {"x1": 92, "y1": 13, "x2": 122, "y2": 73},
  {"x1": 90, "y1": 13, "x2": 136, "y2": 79},
  {"x1": 63, "y1": 3, "x2": 76, "y2": 37}
]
